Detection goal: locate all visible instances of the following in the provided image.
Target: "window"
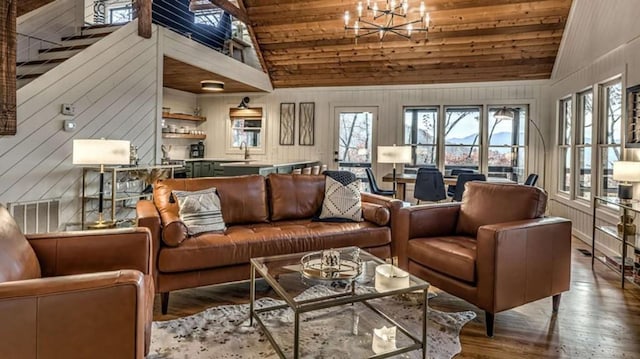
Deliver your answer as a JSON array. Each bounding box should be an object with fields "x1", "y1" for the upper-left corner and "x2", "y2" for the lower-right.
[
  {"x1": 487, "y1": 106, "x2": 527, "y2": 182},
  {"x1": 576, "y1": 90, "x2": 593, "y2": 200},
  {"x1": 599, "y1": 81, "x2": 622, "y2": 197},
  {"x1": 194, "y1": 8, "x2": 223, "y2": 26},
  {"x1": 404, "y1": 107, "x2": 438, "y2": 167},
  {"x1": 558, "y1": 98, "x2": 572, "y2": 194},
  {"x1": 109, "y1": 5, "x2": 133, "y2": 24},
  {"x1": 229, "y1": 107, "x2": 264, "y2": 150},
  {"x1": 444, "y1": 107, "x2": 480, "y2": 171}
]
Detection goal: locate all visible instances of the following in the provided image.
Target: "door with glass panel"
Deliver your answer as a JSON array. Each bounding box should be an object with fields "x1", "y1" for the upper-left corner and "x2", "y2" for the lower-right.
[
  {"x1": 444, "y1": 107, "x2": 481, "y2": 173},
  {"x1": 487, "y1": 106, "x2": 528, "y2": 183},
  {"x1": 334, "y1": 107, "x2": 376, "y2": 190}
]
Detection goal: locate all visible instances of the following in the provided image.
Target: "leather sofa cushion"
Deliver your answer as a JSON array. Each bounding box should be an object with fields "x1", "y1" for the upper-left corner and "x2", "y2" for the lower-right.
[
  {"x1": 158, "y1": 220, "x2": 390, "y2": 273},
  {"x1": 267, "y1": 174, "x2": 325, "y2": 221},
  {"x1": 456, "y1": 182, "x2": 547, "y2": 236},
  {"x1": 0, "y1": 206, "x2": 41, "y2": 283},
  {"x1": 154, "y1": 176, "x2": 269, "y2": 228},
  {"x1": 408, "y1": 236, "x2": 477, "y2": 283}
]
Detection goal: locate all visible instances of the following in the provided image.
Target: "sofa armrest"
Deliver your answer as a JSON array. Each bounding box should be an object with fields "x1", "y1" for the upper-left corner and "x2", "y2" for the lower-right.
[
  {"x1": 476, "y1": 217, "x2": 572, "y2": 313},
  {"x1": 395, "y1": 203, "x2": 461, "y2": 269},
  {"x1": 362, "y1": 193, "x2": 405, "y2": 257},
  {"x1": 361, "y1": 202, "x2": 390, "y2": 226},
  {"x1": 26, "y1": 228, "x2": 152, "y2": 278},
  {"x1": 136, "y1": 200, "x2": 163, "y2": 280},
  {"x1": 0, "y1": 270, "x2": 147, "y2": 359}
]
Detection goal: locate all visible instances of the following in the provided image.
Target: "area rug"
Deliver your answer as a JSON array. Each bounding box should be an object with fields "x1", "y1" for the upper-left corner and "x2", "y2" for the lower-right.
[{"x1": 149, "y1": 285, "x2": 475, "y2": 359}]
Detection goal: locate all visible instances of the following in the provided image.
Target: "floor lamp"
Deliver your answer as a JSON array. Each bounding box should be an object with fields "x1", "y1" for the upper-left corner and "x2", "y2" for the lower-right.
[
  {"x1": 73, "y1": 139, "x2": 130, "y2": 229},
  {"x1": 378, "y1": 145, "x2": 412, "y2": 198},
  {"x1": 494, "y1": 107, "x2": 546, "y2": 185}
]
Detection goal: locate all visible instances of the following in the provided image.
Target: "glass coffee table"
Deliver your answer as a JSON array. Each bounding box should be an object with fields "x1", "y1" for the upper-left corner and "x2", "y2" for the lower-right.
[{"x1": 250, "y1": 247, "x2": 430, "y2": 359}]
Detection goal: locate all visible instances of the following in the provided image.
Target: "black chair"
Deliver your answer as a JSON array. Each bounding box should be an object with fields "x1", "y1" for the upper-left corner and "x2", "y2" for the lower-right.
[
  {"x1": 452, "y1": 173, "x2": 486, "y2": 201},
  {"x1": 524, "y1": 173, "x2": 539, "y2": 186},
  {"x1": 446, "y1": 168, "x2": 474, "y2": 197},
  {"x1": 365, "y1": 168, "x2": 394, "y2": 196},
  {"x1": 414, "y1": 168, "x2": 446, "y2": 204}
]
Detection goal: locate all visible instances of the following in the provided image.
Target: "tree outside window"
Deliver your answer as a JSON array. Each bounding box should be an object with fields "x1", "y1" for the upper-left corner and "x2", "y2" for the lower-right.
[
  {"x1": 558, "y1": 98, "x2": 572, "y2": 194},
  {"x1": 599, "y1": 81, "x2": 622, "y2": 197},
  {"x1": 444, "y1": 107, "x2": 480, "y2": 171}
]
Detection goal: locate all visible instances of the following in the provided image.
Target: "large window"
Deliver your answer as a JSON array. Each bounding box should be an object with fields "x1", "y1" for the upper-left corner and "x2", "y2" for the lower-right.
[
  {"x1": 194, "y1": 8, "x2": 224, "y2": 26},
  {"x1": 109, "y1": 5, "x2": 133, "y2": 24},
  {"x1": 558, "y1": 97, "x2": 572, "y2": 194},
  {"x1": 444, "y1": 107, "x2": 480, "y2": 171},
  {"x1": 229, "y1": 107, "x2": 264, "y2": 150},
  {"x1": 599, "y1": 81, "x2": 622, "y2": 197},
  {"x1": 404, "y1": 107, "x2": 438, "y2": 167},
  {"x1": 577, "y1": 90, "x2": 593, "y2": 200},
  {"x1": 488, "y1": 106, "x2": 527, "y2": 182}
]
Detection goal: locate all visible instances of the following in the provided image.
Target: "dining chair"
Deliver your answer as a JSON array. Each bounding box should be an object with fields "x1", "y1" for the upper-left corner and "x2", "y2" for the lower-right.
[
  {"x1": 414, "y1": 168, "x2": 446, "y2": 204},
  {"x1": 365, "y1": 168, "x2": 394, "y2": 196},
  {"x1": 447, "y1": 168, "x2": 475, "y2": 197},
  {"x1": 524, "y1": 173, "x2": 539, "y2": 186},
  {"x1": 452, "y1": 173, "x2": 486, "y2": 201}
]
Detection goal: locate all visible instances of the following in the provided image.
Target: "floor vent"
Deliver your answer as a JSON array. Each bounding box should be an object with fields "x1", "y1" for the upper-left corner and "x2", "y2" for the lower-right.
[{"x1": 7, "y1": 199, "x2": 60, "y2": 234}]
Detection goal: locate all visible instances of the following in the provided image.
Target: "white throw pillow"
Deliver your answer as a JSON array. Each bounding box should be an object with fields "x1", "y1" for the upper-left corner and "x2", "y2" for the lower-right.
[
  {"x1": 173, "y1": 188, "x2": 226, "y2": 236},
  {"x1": 319, "y1": 176, "x2": 363, "y2": 222}
]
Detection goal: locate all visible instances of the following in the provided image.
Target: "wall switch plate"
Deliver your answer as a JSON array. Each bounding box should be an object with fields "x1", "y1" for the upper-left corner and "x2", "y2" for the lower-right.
[
  {"x1": 63, "y1": 119, "x2": 77, "y2": 132},
  {"x1": 61, "y1": 104, "x2": 75, "y2": 116}
]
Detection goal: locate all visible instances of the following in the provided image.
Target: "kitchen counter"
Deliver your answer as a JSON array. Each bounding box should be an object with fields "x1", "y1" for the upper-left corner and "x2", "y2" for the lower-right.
[
  {"x1": 220, "y1": 160, "x2": 320, "y2": 176},
  {"x1": 181, "y1": 158, "x2": 254, "y2": 162},
  {"x1": 219, "y1": 160, "x2": 314, "y2": 168}
]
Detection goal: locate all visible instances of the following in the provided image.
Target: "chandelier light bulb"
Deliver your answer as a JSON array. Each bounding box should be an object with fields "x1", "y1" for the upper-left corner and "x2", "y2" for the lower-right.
[
  {"x1": 407, "y1": 23, "x2": 413, "y2": 36},
  {"x1": 355, "y1": 21, "x2": 359, "y2": 35},
  {"x1": 425, "y1": 12, "x2": 430, "y2": 27},
  {"x1": 373, "y1": 1, "x2": 379, "y2": 13},
  {"x1": 357, "y1": 2, "x2": 363, "y2": 17},
  {"x1": 419, "y1": 2, "x2": 425, "y2": 17},
  {"x1": 402, "y1": 0, "x2": 409, "y2": 14},
  {"x1": 390, "y1": 0, "x2": 396, "y2": 10},
  {"x1": 344, "y1": 11, "x2": 350, "y2": 26},
  {"x1": 379, "y1": 29, "x2": 384, "y2": 39}
]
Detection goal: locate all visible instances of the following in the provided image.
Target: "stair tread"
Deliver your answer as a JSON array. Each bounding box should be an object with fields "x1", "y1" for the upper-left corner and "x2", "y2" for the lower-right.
[
  {"x1": 61, "y1": 32, "x2": 111, "y2": 41},
  {"x1": 18, "y1": 73, "x2": 44, "y2": 79},
  {"x1": 81, "y1": 24, "x2": 124, "y2": 30},
  {"x1": 38, "y1": 45, "x2": 89, "y2": 54},
  {"x1": 17, "y1": 58, "x2": 66, "y2": 66}
]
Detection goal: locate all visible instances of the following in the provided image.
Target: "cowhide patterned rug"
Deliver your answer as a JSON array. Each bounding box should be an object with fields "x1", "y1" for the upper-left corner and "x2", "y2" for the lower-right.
[{"x1": 149, "y1": 285, "x2": 475, "y2": 359}]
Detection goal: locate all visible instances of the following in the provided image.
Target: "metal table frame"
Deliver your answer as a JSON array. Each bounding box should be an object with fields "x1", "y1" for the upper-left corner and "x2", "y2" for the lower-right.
[{"x1": 249, "y1": 249, "x2": 429, "y2": 359}]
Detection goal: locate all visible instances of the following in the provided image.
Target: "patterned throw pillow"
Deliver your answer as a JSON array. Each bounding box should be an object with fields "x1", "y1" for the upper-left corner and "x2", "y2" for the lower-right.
[
  {"x1": 173, "y1": 188, "x2": 226, "y2": 236},
  {"x1": 319, "y1": 176, "x2": 363, "y2": 222}
]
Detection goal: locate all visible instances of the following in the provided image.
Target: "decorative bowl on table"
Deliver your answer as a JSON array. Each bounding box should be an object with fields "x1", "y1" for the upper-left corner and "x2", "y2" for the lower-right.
[{"x1": 300, "y1": 248, "x2": 362, "y2": 280}]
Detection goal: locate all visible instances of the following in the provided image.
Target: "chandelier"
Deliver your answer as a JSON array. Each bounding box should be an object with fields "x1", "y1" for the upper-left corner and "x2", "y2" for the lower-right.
[{"x1": 344, "y1": 0, "x2": 429, "y2": 43}]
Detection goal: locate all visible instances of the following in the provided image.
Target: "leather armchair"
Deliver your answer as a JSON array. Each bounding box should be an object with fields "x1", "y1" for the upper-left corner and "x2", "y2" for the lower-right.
[
  {"x1": 0, "y1": 205, "x2": 154, "y2": 359},
  {"x1": 395, "y1": 182, "x2": 571, "y2": 336}
]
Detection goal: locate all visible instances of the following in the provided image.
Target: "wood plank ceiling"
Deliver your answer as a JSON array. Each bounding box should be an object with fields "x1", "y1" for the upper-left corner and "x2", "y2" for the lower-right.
[
  {"x1": 17, "y1": 0, "x2": 55, "y2": 16},
  {"x1": 163, "y1": 57, "x2": 265, "y2": 93},
  {"x1": 244, "y1": 0, "x2": 573, "y2": 88}
]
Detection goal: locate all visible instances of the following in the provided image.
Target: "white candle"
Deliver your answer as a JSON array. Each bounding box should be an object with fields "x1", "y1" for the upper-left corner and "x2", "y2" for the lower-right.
[{"x1": 375, "y1": 264, "x2": 410, "y2": 292}]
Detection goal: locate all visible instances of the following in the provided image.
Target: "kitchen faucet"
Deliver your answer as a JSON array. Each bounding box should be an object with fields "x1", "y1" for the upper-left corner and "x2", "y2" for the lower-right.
[{"x1": 239, "y1": 141, "x2": 250, "y2": 160}]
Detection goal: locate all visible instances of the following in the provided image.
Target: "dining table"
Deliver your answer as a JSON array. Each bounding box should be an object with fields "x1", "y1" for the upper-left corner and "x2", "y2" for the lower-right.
[{"x1": 381, "y1": 173, "x2": 516, "y2": 201}]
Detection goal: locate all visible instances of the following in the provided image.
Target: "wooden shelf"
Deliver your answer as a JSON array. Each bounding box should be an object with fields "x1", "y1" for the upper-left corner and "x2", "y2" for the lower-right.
[
  {"x1": 162, "y1": 133, "x2": 206, "y2": 140},
  {"x1": 162, "y1": 112, "x2": 206, "y2": 122}
]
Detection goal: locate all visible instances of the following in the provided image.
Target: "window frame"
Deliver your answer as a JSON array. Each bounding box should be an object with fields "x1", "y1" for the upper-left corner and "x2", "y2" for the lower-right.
[
  {"x1": 598, "y1": 79, "x2": 623, "y2": 198},
  {"x1": 403, "y1": 106, "x2": 439, "y2": 168},
  {"x1": 225, "y1": 105, "x2": 266, "y2": 155},
  {"x1": 443, "y1": 106, "x2": 482, "y2": 172},
  {"x1": 486, "y1": 105, "x2": 528, "y2": 182},
  {"x1": 575, "y1": 89, "x2": 593, "y2": 202},
  {"x1": 557, "y1": 96, "x2": 573, "y2": 196}
]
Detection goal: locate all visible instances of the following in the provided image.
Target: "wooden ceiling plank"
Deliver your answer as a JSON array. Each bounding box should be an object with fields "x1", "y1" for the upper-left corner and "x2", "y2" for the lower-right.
[{"x1": 206, "y1": 0, "x2": 250, "y2": 23}]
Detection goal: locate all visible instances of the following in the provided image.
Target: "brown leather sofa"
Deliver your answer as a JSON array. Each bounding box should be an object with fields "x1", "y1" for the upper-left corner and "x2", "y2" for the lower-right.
[
  {"x1": 137, "y1": 174, "x2": 402, "y2": 314},
  {"x1": 395, "y1": 182, "x2": 571, "y2": 336},
  {"x1": 0, "y1": 205, "x2": 154, "y2": 359}
]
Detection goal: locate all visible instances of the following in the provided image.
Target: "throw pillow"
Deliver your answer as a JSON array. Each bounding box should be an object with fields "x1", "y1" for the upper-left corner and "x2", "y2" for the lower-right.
[
  {"x1": 319, "y1": 176, "x2": 363, "y2": 222},
  {"x1": 173, "y1": 188, "x2": 226, "y2": 236}
]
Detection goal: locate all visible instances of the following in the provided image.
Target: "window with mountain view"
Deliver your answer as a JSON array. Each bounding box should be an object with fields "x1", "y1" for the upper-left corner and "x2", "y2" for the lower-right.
[
  {"x1": 558, "y1": 97, "x2": 572, "y2": 194},
  {"x1": 444, "y1": 107, "x2": 480, "y2": 171},
  {"x1": 599, "y1": 80, "x2": 622, "y2": 197},
  {"x1": 577, "y1": 90, "x2": 593, "y2": 200},
  {"x1": 404, "y1": 107, "x2": 438, "y2": 167},
  {"x1": 488, "y1": 106, "x2": 527, "y2": 182}
]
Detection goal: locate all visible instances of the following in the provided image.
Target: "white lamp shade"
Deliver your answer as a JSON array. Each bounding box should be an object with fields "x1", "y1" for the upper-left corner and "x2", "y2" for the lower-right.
[
  {"x1": 377, "y1": 145, "x2": 412, "y2": 164},
  {"x1": 612, "y1": 161, "x2": 640, "y2": 182},
  {"x1": 73, "y1": 139, "x2": 130, "y2": 165}
]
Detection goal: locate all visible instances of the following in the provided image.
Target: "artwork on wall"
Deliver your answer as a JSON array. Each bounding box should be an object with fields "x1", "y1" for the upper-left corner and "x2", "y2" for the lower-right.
[
  {"x1": 279, "y1": 103, "x2": 295, "y2": 145},
  {"x1": 299, "y1": 102, "x2": 315, "y2": 146},
  {"x1": 626, "y1": 84, "x2": 640, "y2": 147}
]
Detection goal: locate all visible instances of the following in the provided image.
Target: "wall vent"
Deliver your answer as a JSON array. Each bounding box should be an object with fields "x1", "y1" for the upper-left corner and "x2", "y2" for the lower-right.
[{"x1": 7, "y1": 199, "x2": 60, "y2": 234}]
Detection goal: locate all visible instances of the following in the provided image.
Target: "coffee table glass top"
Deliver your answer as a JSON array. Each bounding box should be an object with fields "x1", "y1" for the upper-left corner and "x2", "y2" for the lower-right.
[{"x1": 250, "y1": 246, "x2": 429, "y2": 309}]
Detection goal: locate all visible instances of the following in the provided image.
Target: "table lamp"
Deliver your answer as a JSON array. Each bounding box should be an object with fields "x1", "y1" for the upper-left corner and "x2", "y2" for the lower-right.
[
  {"x1": 612, "y1": 161, "x2": 640, "y2": 201},
  {"x1": 73, "y1": 139, "x2": 130, "y2": 229},
  {"x1": 377, "y1": 145, "x2": 412, "y2": 198}
]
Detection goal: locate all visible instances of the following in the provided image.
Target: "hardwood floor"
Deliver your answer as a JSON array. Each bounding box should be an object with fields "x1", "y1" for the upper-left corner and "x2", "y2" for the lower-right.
[{"x1": 153, "y1": 238, "x2": 640, "y2": 358}]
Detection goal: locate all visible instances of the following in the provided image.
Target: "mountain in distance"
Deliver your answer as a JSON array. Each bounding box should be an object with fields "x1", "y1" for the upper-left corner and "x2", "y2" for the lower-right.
[{"x1": 446, "y1": 132, "x2": 512, "y2": 145}]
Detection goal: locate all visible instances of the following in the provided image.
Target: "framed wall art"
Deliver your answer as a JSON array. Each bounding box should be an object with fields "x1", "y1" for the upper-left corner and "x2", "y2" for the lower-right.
[
  {"x1": 279, "y1": 103, "x2": 295, "y2": 145},
  {"x1": 299, "y1": 102, "x2": 315, "y2": 146}
]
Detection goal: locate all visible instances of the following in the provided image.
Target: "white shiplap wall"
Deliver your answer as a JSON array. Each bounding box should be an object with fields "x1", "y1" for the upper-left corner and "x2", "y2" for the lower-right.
[
  {"x1": 17, "y1": 0, "x2": 83, "y2": 62},
  {"x1": 197, "y1": 80, "x2": 551, "y2": 198},
  {"x1": 0, "y1": 21, "x2": 159, "y2": 229},
  {"x1": 549, "y1": 0, "x2": 640, "y2": 255},
  {"x1": 162, "y1": 88, "x2": 200, "y2": 160}
]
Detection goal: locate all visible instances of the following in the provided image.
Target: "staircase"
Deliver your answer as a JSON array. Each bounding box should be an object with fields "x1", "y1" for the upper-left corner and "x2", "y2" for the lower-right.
[{"x1": 17, "y1": 24, "x2": 123, "y2": 88}]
